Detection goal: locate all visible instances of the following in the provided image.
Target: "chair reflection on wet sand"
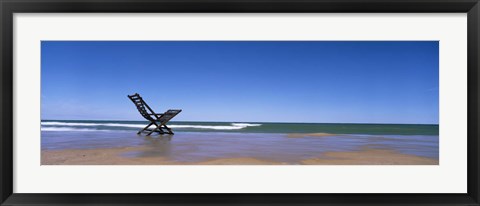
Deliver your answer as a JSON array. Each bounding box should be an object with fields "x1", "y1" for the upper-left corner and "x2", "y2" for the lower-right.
[
  {"x1": 143, "y1": 135, "x2": 173, "y2": 156},
  {"x1": 128, "y1": 93, "x2": 182, "y2": 136}
]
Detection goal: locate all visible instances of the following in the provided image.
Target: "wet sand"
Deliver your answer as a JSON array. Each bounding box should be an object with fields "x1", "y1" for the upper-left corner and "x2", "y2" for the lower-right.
[
  {"x1": 41, "y1": 131, "x2": 439, "y2": 165},
  {"x1": 301, "y1": 149, "x2": 438, "y2": 165},
  {"x1": 41, "y1": 146, "x2": 438, "y2": 165}
]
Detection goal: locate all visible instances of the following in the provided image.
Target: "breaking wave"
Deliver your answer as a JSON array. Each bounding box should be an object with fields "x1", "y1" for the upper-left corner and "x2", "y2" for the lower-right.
[
  {"x1": 41, "y1": 122, "x2": 145, "y2": 128},
  {"x1": 40, "y1": 127, "x2": 110, "y2": 132},
  {"x1": 41, "y1": 121, "x2": 262, "y2": 131}
]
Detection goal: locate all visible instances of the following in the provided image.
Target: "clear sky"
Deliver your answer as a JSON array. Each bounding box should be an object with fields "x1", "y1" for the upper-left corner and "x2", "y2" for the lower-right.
[{"x1": 41, "y1": 41, "x2": 439, "y2": 124}]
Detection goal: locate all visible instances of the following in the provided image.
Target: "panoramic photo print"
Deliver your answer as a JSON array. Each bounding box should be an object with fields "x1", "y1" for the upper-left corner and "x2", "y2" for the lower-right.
[{"x1": 41, "y1": 41, "x2": 439, "y2": 165}]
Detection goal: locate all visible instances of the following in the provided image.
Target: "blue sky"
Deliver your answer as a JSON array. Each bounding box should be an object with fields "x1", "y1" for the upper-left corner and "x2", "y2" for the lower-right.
[{"x1": 41, "y1": 41, "x2": 439, "y2": 124}]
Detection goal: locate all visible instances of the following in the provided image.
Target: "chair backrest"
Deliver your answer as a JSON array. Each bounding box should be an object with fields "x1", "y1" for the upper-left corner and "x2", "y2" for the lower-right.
[
  {"x1": 128, "y1": 93, "x2": 155, "y2": 121},
  {"x1": 158, "y1": 109, "x2": 182, "y2": 124}
]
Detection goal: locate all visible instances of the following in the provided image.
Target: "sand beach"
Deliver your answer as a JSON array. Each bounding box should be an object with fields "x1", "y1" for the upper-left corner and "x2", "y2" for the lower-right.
[{"x1": 42, "y1": 146, "x2": 438, "y2": 165}]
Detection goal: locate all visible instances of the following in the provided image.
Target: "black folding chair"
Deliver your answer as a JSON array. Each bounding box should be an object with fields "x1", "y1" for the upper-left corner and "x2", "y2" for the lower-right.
[{"x1": 128, "y1": 93, "x2": 182, "y2": 135}]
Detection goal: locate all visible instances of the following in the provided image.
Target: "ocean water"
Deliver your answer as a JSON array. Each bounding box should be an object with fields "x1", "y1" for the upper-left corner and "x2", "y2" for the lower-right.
[
  {"x1": 41, "y1": 120, "x2": 438, "y2": 135},
  {"x1": 41, "y1": 120, "x2": 439, "y2": 162}
]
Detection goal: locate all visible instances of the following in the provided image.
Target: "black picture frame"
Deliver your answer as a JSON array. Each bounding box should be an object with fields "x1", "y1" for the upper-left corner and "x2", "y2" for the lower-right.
[{"x1": 1, "y1": 0, "x2": 479, "y2": 205}]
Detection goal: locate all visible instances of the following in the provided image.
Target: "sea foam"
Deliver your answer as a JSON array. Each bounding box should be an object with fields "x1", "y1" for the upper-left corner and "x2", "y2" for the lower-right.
[
  {"x1": 41, "y1": 121, "x2": 262, "y2": 131},
  {"x1": 40, "y1": 127, "x2": 109, "y2": 132}
]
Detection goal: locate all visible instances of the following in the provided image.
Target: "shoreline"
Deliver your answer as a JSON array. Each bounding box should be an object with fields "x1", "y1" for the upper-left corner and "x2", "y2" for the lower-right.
[{"x1": 41, "y1": 146, "x2": 439, "y2": 165}]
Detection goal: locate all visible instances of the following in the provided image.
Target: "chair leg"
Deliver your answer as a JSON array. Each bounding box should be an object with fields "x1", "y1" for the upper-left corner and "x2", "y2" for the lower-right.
[
  {"x1": 147, "y1": 122, "x2": 163, "y2": 136},
  {"x1": 162, "y1": 125, "x2": 174, "y2": 135},
  {"x1": 138, "y1": 122, "x2": 154, "y2": 134},
  {"x1": 142, "y1": 123, "x2": 174, "y2": 136},
  {"x1": 157, "y1": 127, "x2": 167, "y2": 134}
]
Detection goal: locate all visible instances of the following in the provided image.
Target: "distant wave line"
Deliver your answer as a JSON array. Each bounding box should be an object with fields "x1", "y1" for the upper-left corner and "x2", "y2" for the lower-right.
[
  {"x1": 41, "y1": 121, "x2": 262, "y2": 130},
  {"x1": 41, "y1": 127, "x2": 111, "y2": 132}
]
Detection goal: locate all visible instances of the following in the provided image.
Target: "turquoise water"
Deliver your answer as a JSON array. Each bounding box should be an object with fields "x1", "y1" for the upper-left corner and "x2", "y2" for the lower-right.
[{"x1": 41, "y1": 120, "x2": 438, "y2": 135}]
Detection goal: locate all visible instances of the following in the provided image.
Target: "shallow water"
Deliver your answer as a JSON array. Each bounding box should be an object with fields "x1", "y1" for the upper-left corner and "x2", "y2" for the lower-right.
[{"x1": 42, "y1": 131, "x2": 438, "y2": 163}]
